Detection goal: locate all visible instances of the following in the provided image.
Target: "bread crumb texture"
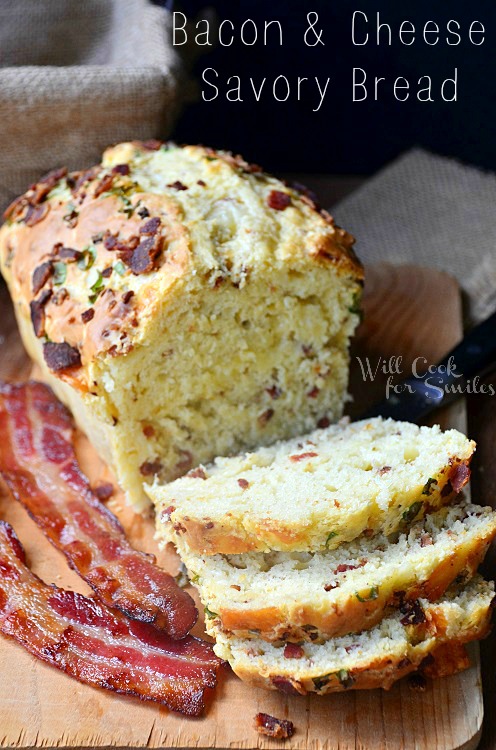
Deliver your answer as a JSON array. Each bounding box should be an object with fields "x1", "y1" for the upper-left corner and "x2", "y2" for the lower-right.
[
  {"x1": 211, "y1": 576, "x2": 494, "y2": 694},
  {"x1": 168, "y1": 499, "x2": 496, "y2": 642},
  {"x1": 150, "y1": 417, "x2": 475, "y2": 552},
  {"x1": 0, "y1": 142, "x2": 362, "y2": 508}
]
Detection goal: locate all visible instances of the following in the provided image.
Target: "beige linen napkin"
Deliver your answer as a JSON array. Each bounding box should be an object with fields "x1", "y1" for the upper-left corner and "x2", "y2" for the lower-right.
[
  {"x1": 0, "y1": 0, "x2": 182, "y2": 209},
  {"x1": 333, "y1": 149, "x2": 496, "y2": 322}
]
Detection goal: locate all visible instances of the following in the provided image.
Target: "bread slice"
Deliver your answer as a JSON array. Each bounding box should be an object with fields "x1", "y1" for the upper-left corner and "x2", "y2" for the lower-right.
[
  {"x1": 211, "y1": 576, "x2": 494, "y2": 694},
  {"x1": 169, "y1": 500, "x2": 496, "y2": 642},
  {"x1": 149, "y1": 418, "x2": 474, "y2": 554}
]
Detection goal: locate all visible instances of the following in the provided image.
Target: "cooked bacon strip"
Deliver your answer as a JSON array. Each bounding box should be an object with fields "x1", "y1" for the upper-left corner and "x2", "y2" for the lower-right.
[
  {"x1": 0, "y1": 382, "x2": 197, "y2": 638},
  {"x1": 0, "y1": 521, "x2": 222, "y2": 715}
]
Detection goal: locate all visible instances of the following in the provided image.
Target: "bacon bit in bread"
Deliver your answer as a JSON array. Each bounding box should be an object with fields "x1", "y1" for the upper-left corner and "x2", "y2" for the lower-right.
[
  {"x1": 121, "y1": 290, "x2": 135, "y2": 305},
  {"x1": 103, "y1": 231, "x2": 117, "y2": 250},
  {"x1": 378, "y1": 466, "x2": 392, "y2": 475},
  {"x1": 176, "y1": 450, "x2": 193, "y2": 474},
  {"x1": 187, "y1": 467, "x2": 207, "y2": 480},
  {"x1": 267, "y1": 190, "x2": 291, "y2": 210},
  {"x1": 238, "y1": 478, "x2": 249, "y2": 490},
  {"x1": 101, "y1": 266, "x2": 113, "y2": 278},
  {"x1": 3, "y1": 194, "x2": 29, "y2": 221},
  {"x1": 283, "y1": 643, "x2": 304, "y2": 659},
  {"x1": 112, "y1": 164, "x2": 130, "y2": 176},
  {"x1": 127, "y1": 236, "x2": 162, "y2": 275},
  {"x1": 92, "y1": 482, "x2": 114, "y2": 501},
  {"x1": 24, "y1": 203, "x2": 50, "y2": 226},
  {"x1": 43, "y1": 342, "x2": 81, "y2": 372},
  {"x1": 420, "y1": 533, "x2": 433, "y2": 547},
  {"x1": 142, "y1": 139, "x2": 162, "y2": 151},
  {"x1": 58, "y1": 246, "x2": 82, "y2": 262},
  {"x1": 81, "y1": 308, "x2": 95, "y2": 324},
  {"x1": 32, "y1": 261, "x2": 53, "y2": 295},
  {"x1": 450, "y1": 462, "x2": 471, "y2": 494},
  {"x1": 290, "y1": 452, "x2": 318, "y2": 463},
  {"x1": 266, "y1": 385, "x2": 282, "y2": 400},
  {"x1": 137, "y1": 206, "x2": 150, "y2": 218},
  {"x1": 334, "y1": 563, "x2": 360, "y2": 575},
  {"x1": 167, "y1": 181, "x2": 188, "y2": 191},
  {"x1": 52, "y1": 288, "x2": 69, "y2": 306},
  {"x1": 30, "y1": 290, "x2": 53, "y2": 337},
  {"x1": 161, "y1": 506, "x2": 176, "y2": 522},
  {"x1": 317, "y1": 416, "x2": 331, "y2": 429},
  {"x1": 254, "y1": 713, "x2": 295, "y2": 740},
  {"x1": 307, "y1": 386, "x2": 320, "y2": 398},
  {"x1": 139, "y1": 217, "x2": 161, "y2": 235},
  {"x1": 204, "y1": 521, "x2": 214, "y2": 530},
  {"x1": 140, "y1": 460, "x2": 163, "y2": 476},
  {"x1": 72, "y1": 167, "x2": 98, "y2": 193},
  {"x1": 142, "y1": 425, "x2": 155, "y2": 438},
  {"x1": 400, "y1": 599, "x2": 426, "y2": 626},
  {"x1": 324, "y1": 581, "x2": 338, "y2": 591},
  {"x1": 94, "y1": 173, "x2": 115, "y2": 198},
  {"x1": 197, "y1": 180, "x2": 206, "y2": 187},
  {"x1": 258, "y1": 408, "x2": 274, "y2": 426}
]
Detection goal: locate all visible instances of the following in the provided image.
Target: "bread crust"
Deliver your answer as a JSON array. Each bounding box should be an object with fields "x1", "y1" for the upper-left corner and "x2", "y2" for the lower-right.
[
  {"x1": 225, "y1": 639, "x2": 476, "y2": 694},
  {"x1": 0, "y1": 141, "x2": 362, "y2": 389},
  {"x1": 163, "y1": 455, "x2": 473, "y2": 555},
  {"x1": 213, "y1": 534, "x2": 493, "y2": 642},
  {"x1": 213, "y1": 594, "x2": 493, "y2": 695}
]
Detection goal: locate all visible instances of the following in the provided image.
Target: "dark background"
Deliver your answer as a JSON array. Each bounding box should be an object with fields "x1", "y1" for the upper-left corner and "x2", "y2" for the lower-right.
[{"x1": 166, "y1": 0, "x2": 495, "y2": 174}]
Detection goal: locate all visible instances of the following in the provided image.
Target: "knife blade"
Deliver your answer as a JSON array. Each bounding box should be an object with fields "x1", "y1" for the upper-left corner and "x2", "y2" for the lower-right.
[{"x1": 358, "y1": 309, "x2": 496, "y2": 423}]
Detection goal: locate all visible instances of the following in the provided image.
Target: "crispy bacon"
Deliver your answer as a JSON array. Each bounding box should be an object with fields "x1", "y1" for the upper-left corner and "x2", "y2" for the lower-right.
[
  {"x1": 0, "y1": 382, "x2": 197, "y2": 638},
  {"x1": 0, "y1": 521, "x2": 222, "y2": 715}
]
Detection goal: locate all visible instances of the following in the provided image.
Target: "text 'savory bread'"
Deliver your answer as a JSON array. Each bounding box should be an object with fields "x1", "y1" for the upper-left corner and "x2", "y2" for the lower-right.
[
  {"x1": 211, "y1": 576, "x2": 494, "y2": 694},
  {"x1": 169, "y1": 500, "x2": 496, "y2": 642},
  {"x1": 0, "y1": 142, "x2": 362, "y2": 509},
  {"x1": 150, "y1": 417, "x2": 474, "y2": 553}
]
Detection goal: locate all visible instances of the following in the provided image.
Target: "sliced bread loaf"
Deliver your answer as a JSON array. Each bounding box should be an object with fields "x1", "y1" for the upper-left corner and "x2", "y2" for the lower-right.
[
  {"x1": 211, "y1": 576, "x2": 494, "y2": 694},
  {"x1": 170, "y1": 500, "x2": 496, "y2": 642},
  {"x1": 149, "y1": 417, "x2": 474, "y2": 554}
]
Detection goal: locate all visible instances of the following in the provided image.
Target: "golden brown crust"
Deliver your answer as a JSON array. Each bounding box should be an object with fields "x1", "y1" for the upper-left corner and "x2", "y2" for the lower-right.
[
  {"x1": 166, "y1": 457, "x2": 472, "y2": 556},
  {"x1": 229, "y1": 639, "x2": 474, "y2": 695},
  {"x1": 0, "y1": 140, "x2": 362, "y2": 394},
  {"x1": 210, "y1": 534, "x2": 493, "y2": 642}
]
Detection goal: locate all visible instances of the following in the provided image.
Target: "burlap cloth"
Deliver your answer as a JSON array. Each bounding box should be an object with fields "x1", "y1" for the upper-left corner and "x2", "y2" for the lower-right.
[
  {"x1": 0, "y1": 0, "x2": 181, "y2": 208},
  {"x1": 333, "y1": 149, "x2": 496, "y2": 324},
  {"x1": 1, "y1": 3, "x2": 493, "y2": 323}
]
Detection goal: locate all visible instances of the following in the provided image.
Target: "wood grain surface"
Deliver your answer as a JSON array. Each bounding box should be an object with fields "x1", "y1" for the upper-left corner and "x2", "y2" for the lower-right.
[{"x1": 0, "y1": 264, "x2": 490, "y2": 750}]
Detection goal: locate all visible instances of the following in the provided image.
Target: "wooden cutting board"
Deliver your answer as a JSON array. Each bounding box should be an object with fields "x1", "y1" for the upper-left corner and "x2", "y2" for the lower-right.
[{"x1": 0, "y1": 264, "x2": 483, "y2": 750}]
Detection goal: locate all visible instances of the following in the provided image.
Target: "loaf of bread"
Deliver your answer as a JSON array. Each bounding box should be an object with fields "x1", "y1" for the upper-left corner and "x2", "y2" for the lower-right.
[
  {"x1": 211, "y1": 576, "x2": 494, "y2": 695},
  {"x1": 0, "y1": 142, "x2": 363, "y2": 509},
  {"x1": 168, "y1": 500, "x2": 496, "y2": 642},
  {"x1": 150, "y1": 417, "x2": 474, "y2": 553}
]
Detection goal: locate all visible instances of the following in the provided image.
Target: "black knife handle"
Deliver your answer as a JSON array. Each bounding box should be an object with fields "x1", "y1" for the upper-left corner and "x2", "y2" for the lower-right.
[{"x1": 359, "y1": 309, "x2": 496, "y2": 422}]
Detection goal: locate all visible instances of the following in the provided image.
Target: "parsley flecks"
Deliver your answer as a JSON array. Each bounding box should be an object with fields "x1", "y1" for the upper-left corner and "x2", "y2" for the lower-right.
[
  {"x1": 313, "y1": 673, "x2": 332, "y2": 691},
  {"x1": 422, "y1": 477, "x2": 437, "y2": 496},
  {"x1": 402, "y1": 501, "x2": 423, "y2": 524},
  {"x1": 113, "y1": 260, "x2": 126, "y2": 276},
  {"x1": 77, "y1": 245, "x2": 97, "y2": 271},
  {"x1": 204, "y1": 605, "x2": 218, "y2": 620},
  {"x1": 355, "y1": 586, "x2": 379, "y2": 603},
  {"x1": 86, "y1": 267, "x2": 105, "y2": 304},
  {"x1": 325, "y1": 531, "x2": 338, "y2": 548},
  {"x1": 52, "y1": 262, "x2": 67, "y2": 286}
]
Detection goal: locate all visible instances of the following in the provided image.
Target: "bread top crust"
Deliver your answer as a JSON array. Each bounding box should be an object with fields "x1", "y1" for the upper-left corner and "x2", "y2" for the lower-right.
[{"x1": 0, "y1": 141, "x2": 362, "y2": 389}]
